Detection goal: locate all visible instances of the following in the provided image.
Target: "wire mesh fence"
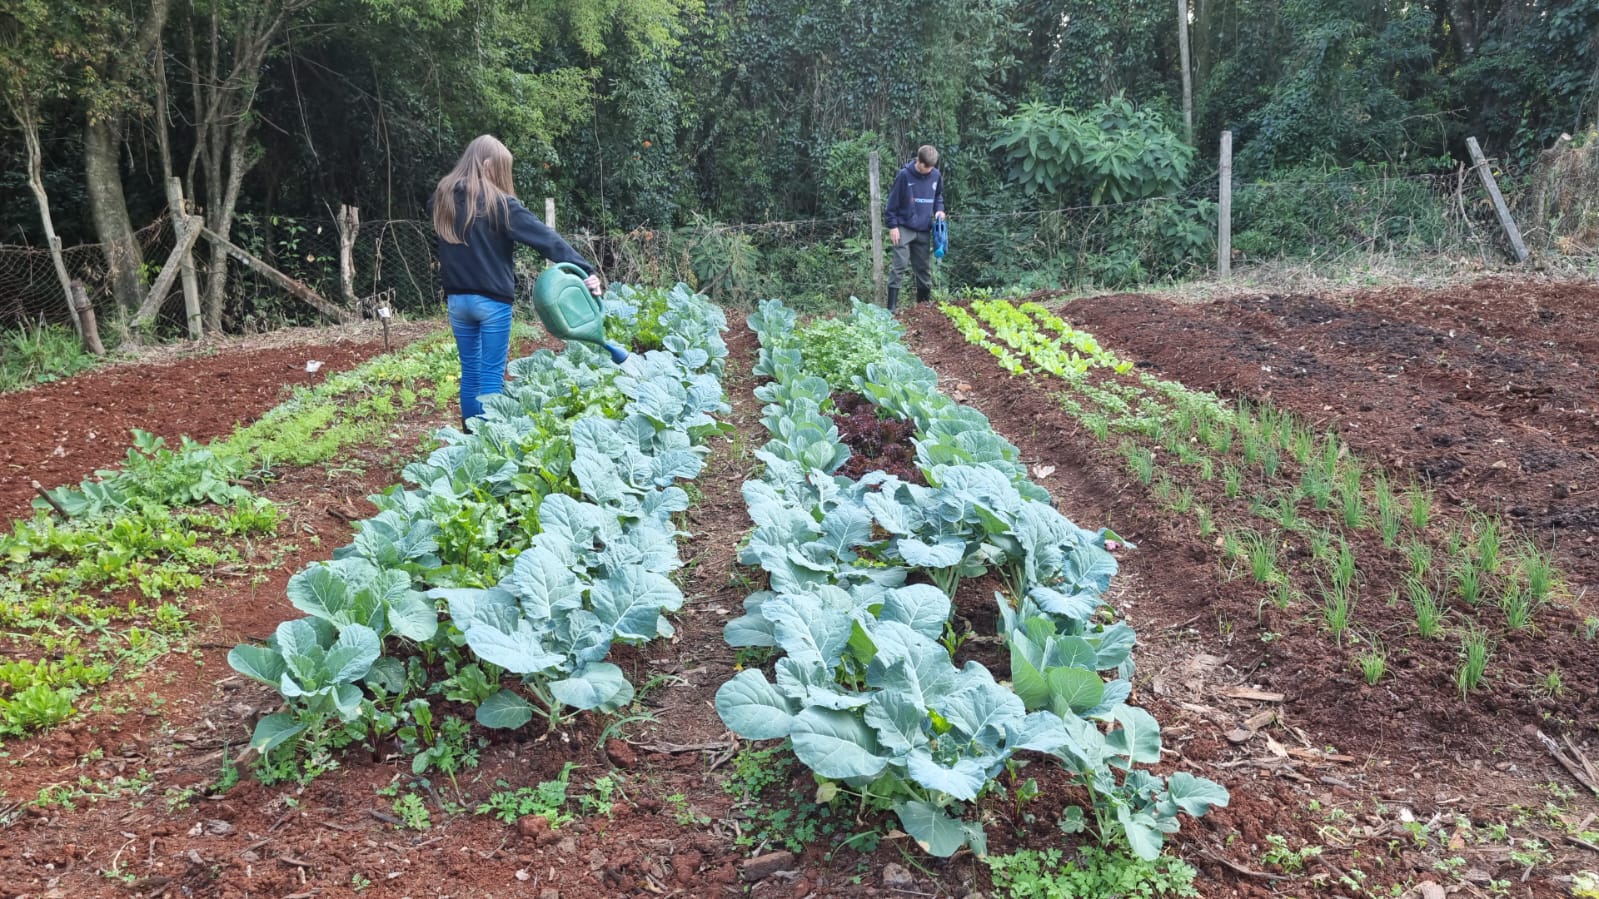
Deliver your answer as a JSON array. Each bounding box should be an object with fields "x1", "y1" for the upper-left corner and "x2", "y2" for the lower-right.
[
  {"x1": 4, "y1": 166, "x2": 1594, "y2": 335},
  {"x1": 0, "y1": 218, "x2": 172, "y2": 330}
]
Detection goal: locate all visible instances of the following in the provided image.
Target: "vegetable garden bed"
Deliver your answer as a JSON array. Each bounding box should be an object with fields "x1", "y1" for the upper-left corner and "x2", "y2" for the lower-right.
[{"x1": 0, "y1": 278, "x2": 1595, "y2": 899}]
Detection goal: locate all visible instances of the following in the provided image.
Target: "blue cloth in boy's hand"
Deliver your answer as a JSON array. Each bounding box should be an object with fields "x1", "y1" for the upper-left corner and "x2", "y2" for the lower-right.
[{"x1": 932, "y1": 218, "x2": 948, "y2": 259}]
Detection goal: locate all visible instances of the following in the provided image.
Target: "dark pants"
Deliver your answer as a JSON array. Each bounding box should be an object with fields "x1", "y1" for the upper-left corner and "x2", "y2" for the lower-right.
[{"x1": 888, "y1": 228, "x2": 931, "y2": 291}]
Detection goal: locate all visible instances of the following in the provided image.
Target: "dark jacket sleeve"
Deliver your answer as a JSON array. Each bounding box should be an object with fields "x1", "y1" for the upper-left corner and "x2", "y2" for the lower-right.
[
  {"x1": 506, "y1": 199, "x2": 596, "y2": 274},
  {"x1": 883, "y1": 171, "x2": 908, "y2": 228},
  {"x1": 934, "y1": 171, "x2": 945, "y2": 215}
]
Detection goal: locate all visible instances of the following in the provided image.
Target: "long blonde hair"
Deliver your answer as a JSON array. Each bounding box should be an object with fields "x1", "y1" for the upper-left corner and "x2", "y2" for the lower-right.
[{"x1": 432, "y1": 135, "x2": 517, "y2": 244}]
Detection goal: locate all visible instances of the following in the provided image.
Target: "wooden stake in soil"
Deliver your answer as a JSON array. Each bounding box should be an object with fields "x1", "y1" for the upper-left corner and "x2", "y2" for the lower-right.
[
  {"x1": 1466, "y1": 136, "x2": 1530, "y2": 263},
  {"x1": 1218, "y1": 131, "x2": 1233, "y2": 278},
  {"x1": 129, "y1": 215, "x2": 205, "y2": 332},
  {"x1": 375, "y1": 290, "x2": 394, "y2": 351},
  {"x1": 30, "y1": 479, "x2": 70, "y2": 519}
]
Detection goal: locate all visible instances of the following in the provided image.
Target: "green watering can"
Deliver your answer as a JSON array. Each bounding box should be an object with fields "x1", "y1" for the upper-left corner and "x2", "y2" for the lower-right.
[{"x1": 530, "y1": 262, "x2": 629, "y2": 363}]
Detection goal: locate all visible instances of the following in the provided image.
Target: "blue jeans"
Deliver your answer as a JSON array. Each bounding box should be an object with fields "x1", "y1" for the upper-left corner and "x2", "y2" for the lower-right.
[{"x1": 447, "y1": 294, "x2": 513, "y2": 419}]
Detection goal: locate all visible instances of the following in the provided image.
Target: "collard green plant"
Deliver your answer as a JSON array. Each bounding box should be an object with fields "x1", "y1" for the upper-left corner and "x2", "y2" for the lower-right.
[
  {"x1": 722, "y1": 298, "x2": 1225, "y2": 860},
  {"x1": 286, "y1": 557, "x2": 440, "y2": 644},
  {"x1": 229, "y1": 285, "x2": 728, "y2": 761},
  {"x1": 228, "y1": 618, "x2": 382, "y2": 753}
]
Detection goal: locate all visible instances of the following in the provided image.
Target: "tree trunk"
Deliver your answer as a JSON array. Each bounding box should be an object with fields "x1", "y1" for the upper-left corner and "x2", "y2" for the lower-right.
[
  {"x1": 201, "y1": 131, "x2": 248, "y2": 332},
  {"x1": 7, "y1": 98, "x2": 81, "y2": 335},
  {"x1": 77, "y1": 0, "x2": 174, "y2": 320},
  {"x1": 1177, "y1": 0, "x2": 1194, "y2": 144},
  {"x1": 186, "y1": 1, "x2": 309, "y2": 332},
  {"x1": 84, "y1": 115, "x2": 147, "y2": 315}
]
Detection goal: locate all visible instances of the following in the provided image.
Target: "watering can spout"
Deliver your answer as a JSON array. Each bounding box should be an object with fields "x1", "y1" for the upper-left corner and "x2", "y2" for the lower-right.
[{"x1": 531, "y1": 262, "x2": 628, "y2": 364}]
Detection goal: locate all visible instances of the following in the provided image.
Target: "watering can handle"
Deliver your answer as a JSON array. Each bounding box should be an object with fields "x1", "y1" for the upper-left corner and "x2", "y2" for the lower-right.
[
  {"x1": 552, "y1": 261, "x2": 595, "y2": 290},
  {"x1": 548, "y1": 261, "x2": 625, "y2": 362}
]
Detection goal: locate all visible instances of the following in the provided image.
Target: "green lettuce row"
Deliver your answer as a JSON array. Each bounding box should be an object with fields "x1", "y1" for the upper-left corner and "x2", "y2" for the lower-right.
[
  {"x1": 717, "y1": 298, "x2": 1226, "y2": 860},
  {"x1": 230, "y1": 284, "x2": 730, "y2": 753}
]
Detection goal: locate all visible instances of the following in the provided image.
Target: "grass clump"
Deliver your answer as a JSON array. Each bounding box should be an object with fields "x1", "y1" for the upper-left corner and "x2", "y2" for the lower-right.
[{"x1": 0, "y1": 321, "x2": 100, "y2": 392}]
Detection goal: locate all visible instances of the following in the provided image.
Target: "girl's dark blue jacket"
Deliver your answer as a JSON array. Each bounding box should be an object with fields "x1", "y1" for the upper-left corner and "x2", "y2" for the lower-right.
[
  {"x1": 883, "y1": 161, "x2": 945, "y2": 232},
  {"x1": 429, "y1": 189, "x2": 594, "y2": 305}
]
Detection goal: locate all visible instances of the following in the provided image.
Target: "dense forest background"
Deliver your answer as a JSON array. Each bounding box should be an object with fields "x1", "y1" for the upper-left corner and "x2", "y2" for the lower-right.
[{"x1": 3, "y1": 0, "x2": 1598, "y2": 330}]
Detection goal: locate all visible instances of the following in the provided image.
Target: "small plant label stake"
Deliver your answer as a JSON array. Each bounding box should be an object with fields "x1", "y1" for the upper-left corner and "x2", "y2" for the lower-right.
[{"x1": 364, "y1": 288, "x2": 396, "y2": 350}]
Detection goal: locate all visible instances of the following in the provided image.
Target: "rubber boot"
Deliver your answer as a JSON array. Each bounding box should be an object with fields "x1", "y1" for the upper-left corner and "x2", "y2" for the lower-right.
[
  {"x1": 916, "y1": 284, "x2": 931, "y2": 304},
  {"x1": 460, "y1": 413, "x2": 474, "y2": 435},
  {"x1": 887, "y1": 287, "x2": 900, "y2": 312}
]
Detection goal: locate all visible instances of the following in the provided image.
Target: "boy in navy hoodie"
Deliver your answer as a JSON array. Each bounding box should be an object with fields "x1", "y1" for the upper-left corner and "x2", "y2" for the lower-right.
[{"x1": 883, "y1": 145, "x2": 946, "y2": 311}]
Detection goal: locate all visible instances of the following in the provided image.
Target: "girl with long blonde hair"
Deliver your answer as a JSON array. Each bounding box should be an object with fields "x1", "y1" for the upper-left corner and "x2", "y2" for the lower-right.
[{"x1": 429, "y1": 135, "x2": 601, "y2": 429}]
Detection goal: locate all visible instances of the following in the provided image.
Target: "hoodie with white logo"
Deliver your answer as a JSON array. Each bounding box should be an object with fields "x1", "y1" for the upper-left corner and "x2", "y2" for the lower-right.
[{"x1": 883, "y1": 160, "x2": 945, "y2": 232}]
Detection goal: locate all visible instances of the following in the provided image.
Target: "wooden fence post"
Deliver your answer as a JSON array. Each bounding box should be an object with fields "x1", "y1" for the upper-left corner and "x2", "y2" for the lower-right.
[
  {"x1": 69, "y1": 280, "x2": 105, "y2": 355},
  {"x1": 1466, "y1": 137, "x2": 1529, "y2": 263},
  {"x1": 869, "y1": 152, "x2": 884, "y2": 305},
  {"x1": 1178, "y1": 0, "x2": 1193, "y2": 144},
  {"x1": 166, "y1": 178, "x2": 202, "y2": 339},
  {"x1": 337, "y1": 204, "x2": 361, "y2": 310},
  {"x1": 130, "y1": 215, "x2": 205, "y2": 330},
  {"x1": 1218, "y1": 131, "x2": 1232, "y2": 278}
]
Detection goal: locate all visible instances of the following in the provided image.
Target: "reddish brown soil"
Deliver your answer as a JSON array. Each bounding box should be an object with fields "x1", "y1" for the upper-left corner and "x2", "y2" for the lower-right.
[
  {"x1": 894, "y1": 279, "x2": 1599, "y2": 898},
  {"x1": 0, "y1": 329, "x2": 429, "y2": 522},
  {"x1": 2, "y1": 285, "x2": 1596, "y2": 899}
]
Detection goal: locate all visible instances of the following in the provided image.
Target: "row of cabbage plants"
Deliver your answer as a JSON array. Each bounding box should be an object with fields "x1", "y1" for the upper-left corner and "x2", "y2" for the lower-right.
[
  {"x1": 229, "y1": 284, "x2": 730, "y2": 759},
  {"x1": 714, "y1": 299, "x2": 1226, "y2": 860}
]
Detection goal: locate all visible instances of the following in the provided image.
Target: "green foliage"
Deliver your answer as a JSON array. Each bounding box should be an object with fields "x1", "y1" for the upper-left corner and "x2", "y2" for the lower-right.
[
  {"x1": 476, "y1": 762, "x2": 580, "y2": 825},
  {"x1": 1453, "y1": 0, "x2": 1599, "y2": 166},
  {"x1": 992, "y1": 97, "x2": 1196, "y2": 206},
  {"x1": 722, "y1": 744, "x2": 859, "y2": 855},
  {"x1": 1456, "y1": 628, "x2": 1492, "y2": 696},
  {"x1": 39, "y1": 430, "x2": 255, "y2": 518},
  {"x1": 1356, "y1": 640, "x2": 1386, "y2": 685},
  {"x1": 228, "y1": 287, "x2": 728, "y2": 778},
  {"x1": 1261, "y1": 832, "x2": 1322, "y2": 872},
  {"x1": 984, "y1": 845, "x2": 1199, "y2": 899},
  {"x1": 818, "y1": 132, "x2": 894, "y2": 219},
  {"x1": 0, "y1": 334, "x2": 451, "y2": 743},
  {"x1": 794, "y1": 315, "x2": 893, "y2": 388},
  {"x1": 1233, "y1": 4, "x2": 1443, "y2": 172},
  {"x1": 0, "y1": 682, "x2": 78, "y2": 736},
  {"x1": 1231, "y1": 164, "x2": 1457, "y2": 259},
  {"x1": 0, "y1": 323, "x2": 99, "y2": 392},
  {"x1": 393, "y1": 792, "x2": 432, "y2": 830},
  {"x1": 727, "y1": 300, "x2": 1225, "y2": 861},
  {"x1": 224, "y1": 337, "x2": 460, "y2": 468}
]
